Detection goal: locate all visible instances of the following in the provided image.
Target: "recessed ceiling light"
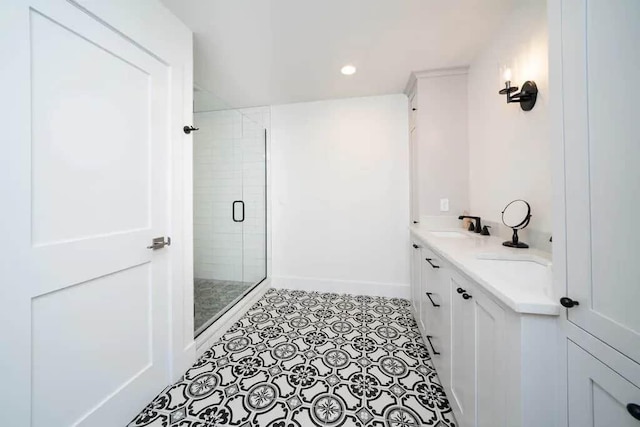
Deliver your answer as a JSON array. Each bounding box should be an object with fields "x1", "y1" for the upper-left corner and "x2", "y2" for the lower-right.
[{"x1": 341, "y1": 65, "x2": 356, "y2": 76}]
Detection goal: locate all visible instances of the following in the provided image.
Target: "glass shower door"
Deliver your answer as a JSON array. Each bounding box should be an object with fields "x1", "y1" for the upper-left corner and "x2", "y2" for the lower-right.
[{"x1": 192, "y1": 89, "x2": 267, "y2": 337}]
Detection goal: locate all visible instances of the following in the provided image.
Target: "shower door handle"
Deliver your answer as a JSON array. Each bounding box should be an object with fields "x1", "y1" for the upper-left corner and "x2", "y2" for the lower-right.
[{"x1": 232, "y1": 200, "x2": 245, "y2": 222}]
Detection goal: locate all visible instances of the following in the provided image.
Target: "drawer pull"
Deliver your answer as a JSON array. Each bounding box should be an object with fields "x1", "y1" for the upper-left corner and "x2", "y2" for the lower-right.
[
  {"x1": 425, "y1": 258, "x2": 440, "y2": 269},
  {"x1": 426, "y1": 335, "x2": 440, "y2": 355},
  {"x1": 457, "y1": 287, "x2": 466, "y2": 294},
  {"x1": 462, "y1": 293, "x2": 472, "y2": 300},
  {"x1": 627, "y1": 403, "x2": 640, "y2": 420},
  {"x1": 426, "y1": 292, "x2": 440, "y2": 307},
  {"x1": 412, "y1": 244, "x2": 420, "y2": 249}
]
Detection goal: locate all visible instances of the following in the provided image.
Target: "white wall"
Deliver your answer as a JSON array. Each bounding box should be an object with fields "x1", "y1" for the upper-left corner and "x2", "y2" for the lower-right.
[
  {"x1": 271, "y1": 95, "x2": 410, "y2": 297},
  {"x1": 468, "y1": 0, "x2": 551, "y2": 235}
]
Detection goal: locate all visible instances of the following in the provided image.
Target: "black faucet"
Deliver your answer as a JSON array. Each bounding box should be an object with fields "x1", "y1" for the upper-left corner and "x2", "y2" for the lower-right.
[{"x1": 458, "y1": 215, "x2": 482, "y2": 233}]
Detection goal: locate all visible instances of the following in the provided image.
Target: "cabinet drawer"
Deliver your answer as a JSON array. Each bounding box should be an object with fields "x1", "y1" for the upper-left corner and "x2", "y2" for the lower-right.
[{"x1": 568, "y1": 340, "x2": 640, "y2": 426}]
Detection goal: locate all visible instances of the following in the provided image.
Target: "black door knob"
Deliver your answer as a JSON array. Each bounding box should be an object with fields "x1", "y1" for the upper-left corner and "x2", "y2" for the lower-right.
[
  {"x1": 412, "y1": 244, "x2": 419, "y2": 249},
  {"x1": 457, "y1": 288, "x2": 465, "y2": 294},
  {"x1": 560, "y1": 297, "x2": 579, "y2": 308},
  {"x1": 462, "y1": 293, "x2": 472, "y2": 300},
  {"x1": 627, "y1": 403, "x2": 640, "y2": 420}
]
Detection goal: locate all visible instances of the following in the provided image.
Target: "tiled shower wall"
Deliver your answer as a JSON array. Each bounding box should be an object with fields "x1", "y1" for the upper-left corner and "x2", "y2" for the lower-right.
[{"x1": 193, "y1": 107, "x2": 268, "y2": 283}]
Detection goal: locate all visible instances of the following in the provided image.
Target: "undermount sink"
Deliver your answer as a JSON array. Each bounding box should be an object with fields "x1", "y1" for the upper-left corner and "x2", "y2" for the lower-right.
[
  {"x1": 474, "y1": 253, "x2": 553, "y2": 294},
  {"x1": 475, "y1": 252, "x2": 551, "y2": 267},
  {"x1": 430, "y1": 231, "x2": 471, "y2": 239}
]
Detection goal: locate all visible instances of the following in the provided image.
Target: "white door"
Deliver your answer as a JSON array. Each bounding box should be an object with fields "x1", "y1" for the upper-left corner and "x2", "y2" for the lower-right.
[
  {"x1": 561, "y1": 0, "x2": 640, "y2": 363},
  {"x1": 568, "y1": 341, "x2": 640, "y2": 426},
  {"x1": 0, "y1": 1, "x2": 179, "y2": 425}
]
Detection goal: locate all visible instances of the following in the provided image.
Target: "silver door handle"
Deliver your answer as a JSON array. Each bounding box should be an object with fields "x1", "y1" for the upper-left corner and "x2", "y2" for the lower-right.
[{"x1": 147, "y1": 236, "x2": 171, "y2": 250}]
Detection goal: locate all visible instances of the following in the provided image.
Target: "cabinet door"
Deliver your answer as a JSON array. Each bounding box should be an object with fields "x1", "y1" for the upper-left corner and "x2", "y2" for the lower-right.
[
  {"x1": 568, "y1": 341, "x2": 640, "y2": 427},
  {"x1": 474, "y1": 286, "x2": 505, "y2": 427},
  {"x1": 410, "y1": 241, "x2": 422, "y2": 319},
  {"x1": 450, "y1": 273, "x2": 476, "y2": 426},
  {"x1": 409, "y1": 127, "x2": 420, "y2": 224},
  {"x1": 562, "y1": 0, "x2": 640, "y2": 363}
]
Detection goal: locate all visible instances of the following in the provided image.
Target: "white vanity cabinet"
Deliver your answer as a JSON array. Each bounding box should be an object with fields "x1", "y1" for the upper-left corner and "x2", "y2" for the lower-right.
[
  {"x1": 552, "y1": 0, "x2": 640, "y2": 424},
  {"x1": 410, "y1": 235, "x2": 557, "y2": 427}
]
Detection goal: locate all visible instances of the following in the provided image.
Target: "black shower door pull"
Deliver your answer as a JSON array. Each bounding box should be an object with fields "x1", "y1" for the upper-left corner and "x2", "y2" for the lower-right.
[{"x1": 232, "y1": 200, "x2": 245, "y2": 222}]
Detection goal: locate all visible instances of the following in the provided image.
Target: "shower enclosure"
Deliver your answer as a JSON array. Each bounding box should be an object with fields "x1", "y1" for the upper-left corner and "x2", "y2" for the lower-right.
[{"x1": 192, "y1": 88, "x2": 267, "y2": 336}]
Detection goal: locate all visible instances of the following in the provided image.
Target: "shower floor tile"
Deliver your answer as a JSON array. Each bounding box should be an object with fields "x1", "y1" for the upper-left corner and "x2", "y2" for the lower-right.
[
  {"x1": 194, "y1": 278, "x2": 253, "y2": 333},
  {"x1": 130, "y1": 288, "x2": 456, "y2": 427}
]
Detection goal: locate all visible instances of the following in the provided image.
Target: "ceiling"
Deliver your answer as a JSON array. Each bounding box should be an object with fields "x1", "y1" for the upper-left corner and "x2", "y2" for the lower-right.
[{"x1": 161, "y1": 0, "x2": 515, "y2": 109}]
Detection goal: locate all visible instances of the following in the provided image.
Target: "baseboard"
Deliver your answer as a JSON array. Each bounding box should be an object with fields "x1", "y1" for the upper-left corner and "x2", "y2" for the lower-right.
[
  {"x1": 271, "y1": 276, "x2": 410, "y2": 299},
  {"x1": 195, "y1": 278, "x2": 271, "y2": 357}
]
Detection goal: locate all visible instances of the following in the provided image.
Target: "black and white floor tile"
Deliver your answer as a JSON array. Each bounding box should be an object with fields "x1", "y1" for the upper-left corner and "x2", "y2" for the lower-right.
[{"x1": 130, "y1": 288, "x2": 456, "y2": 427}]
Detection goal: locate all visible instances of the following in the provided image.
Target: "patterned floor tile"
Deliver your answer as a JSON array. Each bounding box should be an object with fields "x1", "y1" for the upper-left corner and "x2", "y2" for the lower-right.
[{"x1": 129, "y1": 288, "x2": 456, "y2": 427}]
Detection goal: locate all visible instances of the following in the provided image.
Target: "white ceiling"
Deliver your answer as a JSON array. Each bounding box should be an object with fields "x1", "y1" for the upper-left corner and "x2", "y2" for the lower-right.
[{"x1": 161, "y1": 0, "x2": 515, "y2": 109}]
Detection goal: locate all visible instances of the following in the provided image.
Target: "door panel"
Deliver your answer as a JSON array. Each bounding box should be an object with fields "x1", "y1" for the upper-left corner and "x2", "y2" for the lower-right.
[
  {"x1": 31, "y1": 9, "x2": 150, "y2": 244},
  {"x1": 0, "y1": 1, "x2": 175, "y2": 425},
  {"x1": 568, "y1": 341, "x2": 640, "y2": 427},
  {"x1": 475, "y1": 289, "x2": 505, "y2": 427},
  {"x1": 562, "y1": 0, "x2": 640, "y2": 363}
]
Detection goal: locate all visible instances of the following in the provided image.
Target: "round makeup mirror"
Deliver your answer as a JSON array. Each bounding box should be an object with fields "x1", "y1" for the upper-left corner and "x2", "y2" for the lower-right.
[{"x1": 501, "y1": 199, "x2": 531, "y2": 248}]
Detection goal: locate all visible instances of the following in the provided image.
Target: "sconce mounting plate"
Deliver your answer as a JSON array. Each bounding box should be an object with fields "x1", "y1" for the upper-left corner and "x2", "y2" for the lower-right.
[{"x1": 519, "y1": 80, "x2": 538, "y2": 111}]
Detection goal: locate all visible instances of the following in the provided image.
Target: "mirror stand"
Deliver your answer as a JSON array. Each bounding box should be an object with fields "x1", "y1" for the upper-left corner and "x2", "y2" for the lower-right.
[{"x1": 503, "y1": 228, "x2": 529, "y2": 248}]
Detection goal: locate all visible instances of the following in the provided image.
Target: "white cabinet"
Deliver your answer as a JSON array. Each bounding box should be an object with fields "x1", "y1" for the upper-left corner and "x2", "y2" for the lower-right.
[
  {"x1": 568, "y1": 341, "x2": 640, "y2": 427},
  {"x1": 448, "y1": 271, "x2": 505, "y2": 427},
  {"x1": 553, "y1": 0, "x2": 640, "y2": 424},
  {"x1": 561, "y1": 0, "x2": 640, "y2": 367},
  {"x1": 449, "y1": 273, "x2": 476, "y2": 427},
  {"x1": 420, "y1": 246, "x2": 452, "y2": 393},
  {"x1": 410, "y1": 236, "x2": 554, "y2": 427}
]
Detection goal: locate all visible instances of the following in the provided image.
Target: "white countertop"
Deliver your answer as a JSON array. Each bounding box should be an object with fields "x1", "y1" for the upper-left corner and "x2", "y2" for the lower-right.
[{"x1": 410, "y1": 225, "x2": 560, "y2": 316}]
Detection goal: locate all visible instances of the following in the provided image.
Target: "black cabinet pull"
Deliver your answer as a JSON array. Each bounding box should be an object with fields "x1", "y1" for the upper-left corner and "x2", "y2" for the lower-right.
[
  {"x1": 426, "y1": 292, "x2": 440, "y2": 307},
  {"x1": 425, "y1": 258, "x2": 440, "y2": 269},
  {"x1": 457, "y1": 287, "x2": 465, "y2": 294},
  {"x1": 627, "y1": 403, "x2": 640, "y2": 420},
  {"x1": 426, "y1": 335, "x2": 440, "y2": 355},
  {"x1": 462, "y1": 293, "x2": 472, "y2": 300},
  {"x1": 412, "y1": 244, "x2": 420, "y2": 249},
  {"x1": 560, "y1": 297, "x2": 579, "y2": 308}
]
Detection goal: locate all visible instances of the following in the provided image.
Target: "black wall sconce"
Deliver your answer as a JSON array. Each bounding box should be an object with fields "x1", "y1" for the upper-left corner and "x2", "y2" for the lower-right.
[{"x1": 499, "y1": 79, "x2": 538, "y2": 111}]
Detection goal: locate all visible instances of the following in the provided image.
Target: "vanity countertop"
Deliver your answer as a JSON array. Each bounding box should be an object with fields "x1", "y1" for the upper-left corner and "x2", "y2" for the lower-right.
[{"x1": 410, "y1": 225, "x2": 560, "y2": 316}]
